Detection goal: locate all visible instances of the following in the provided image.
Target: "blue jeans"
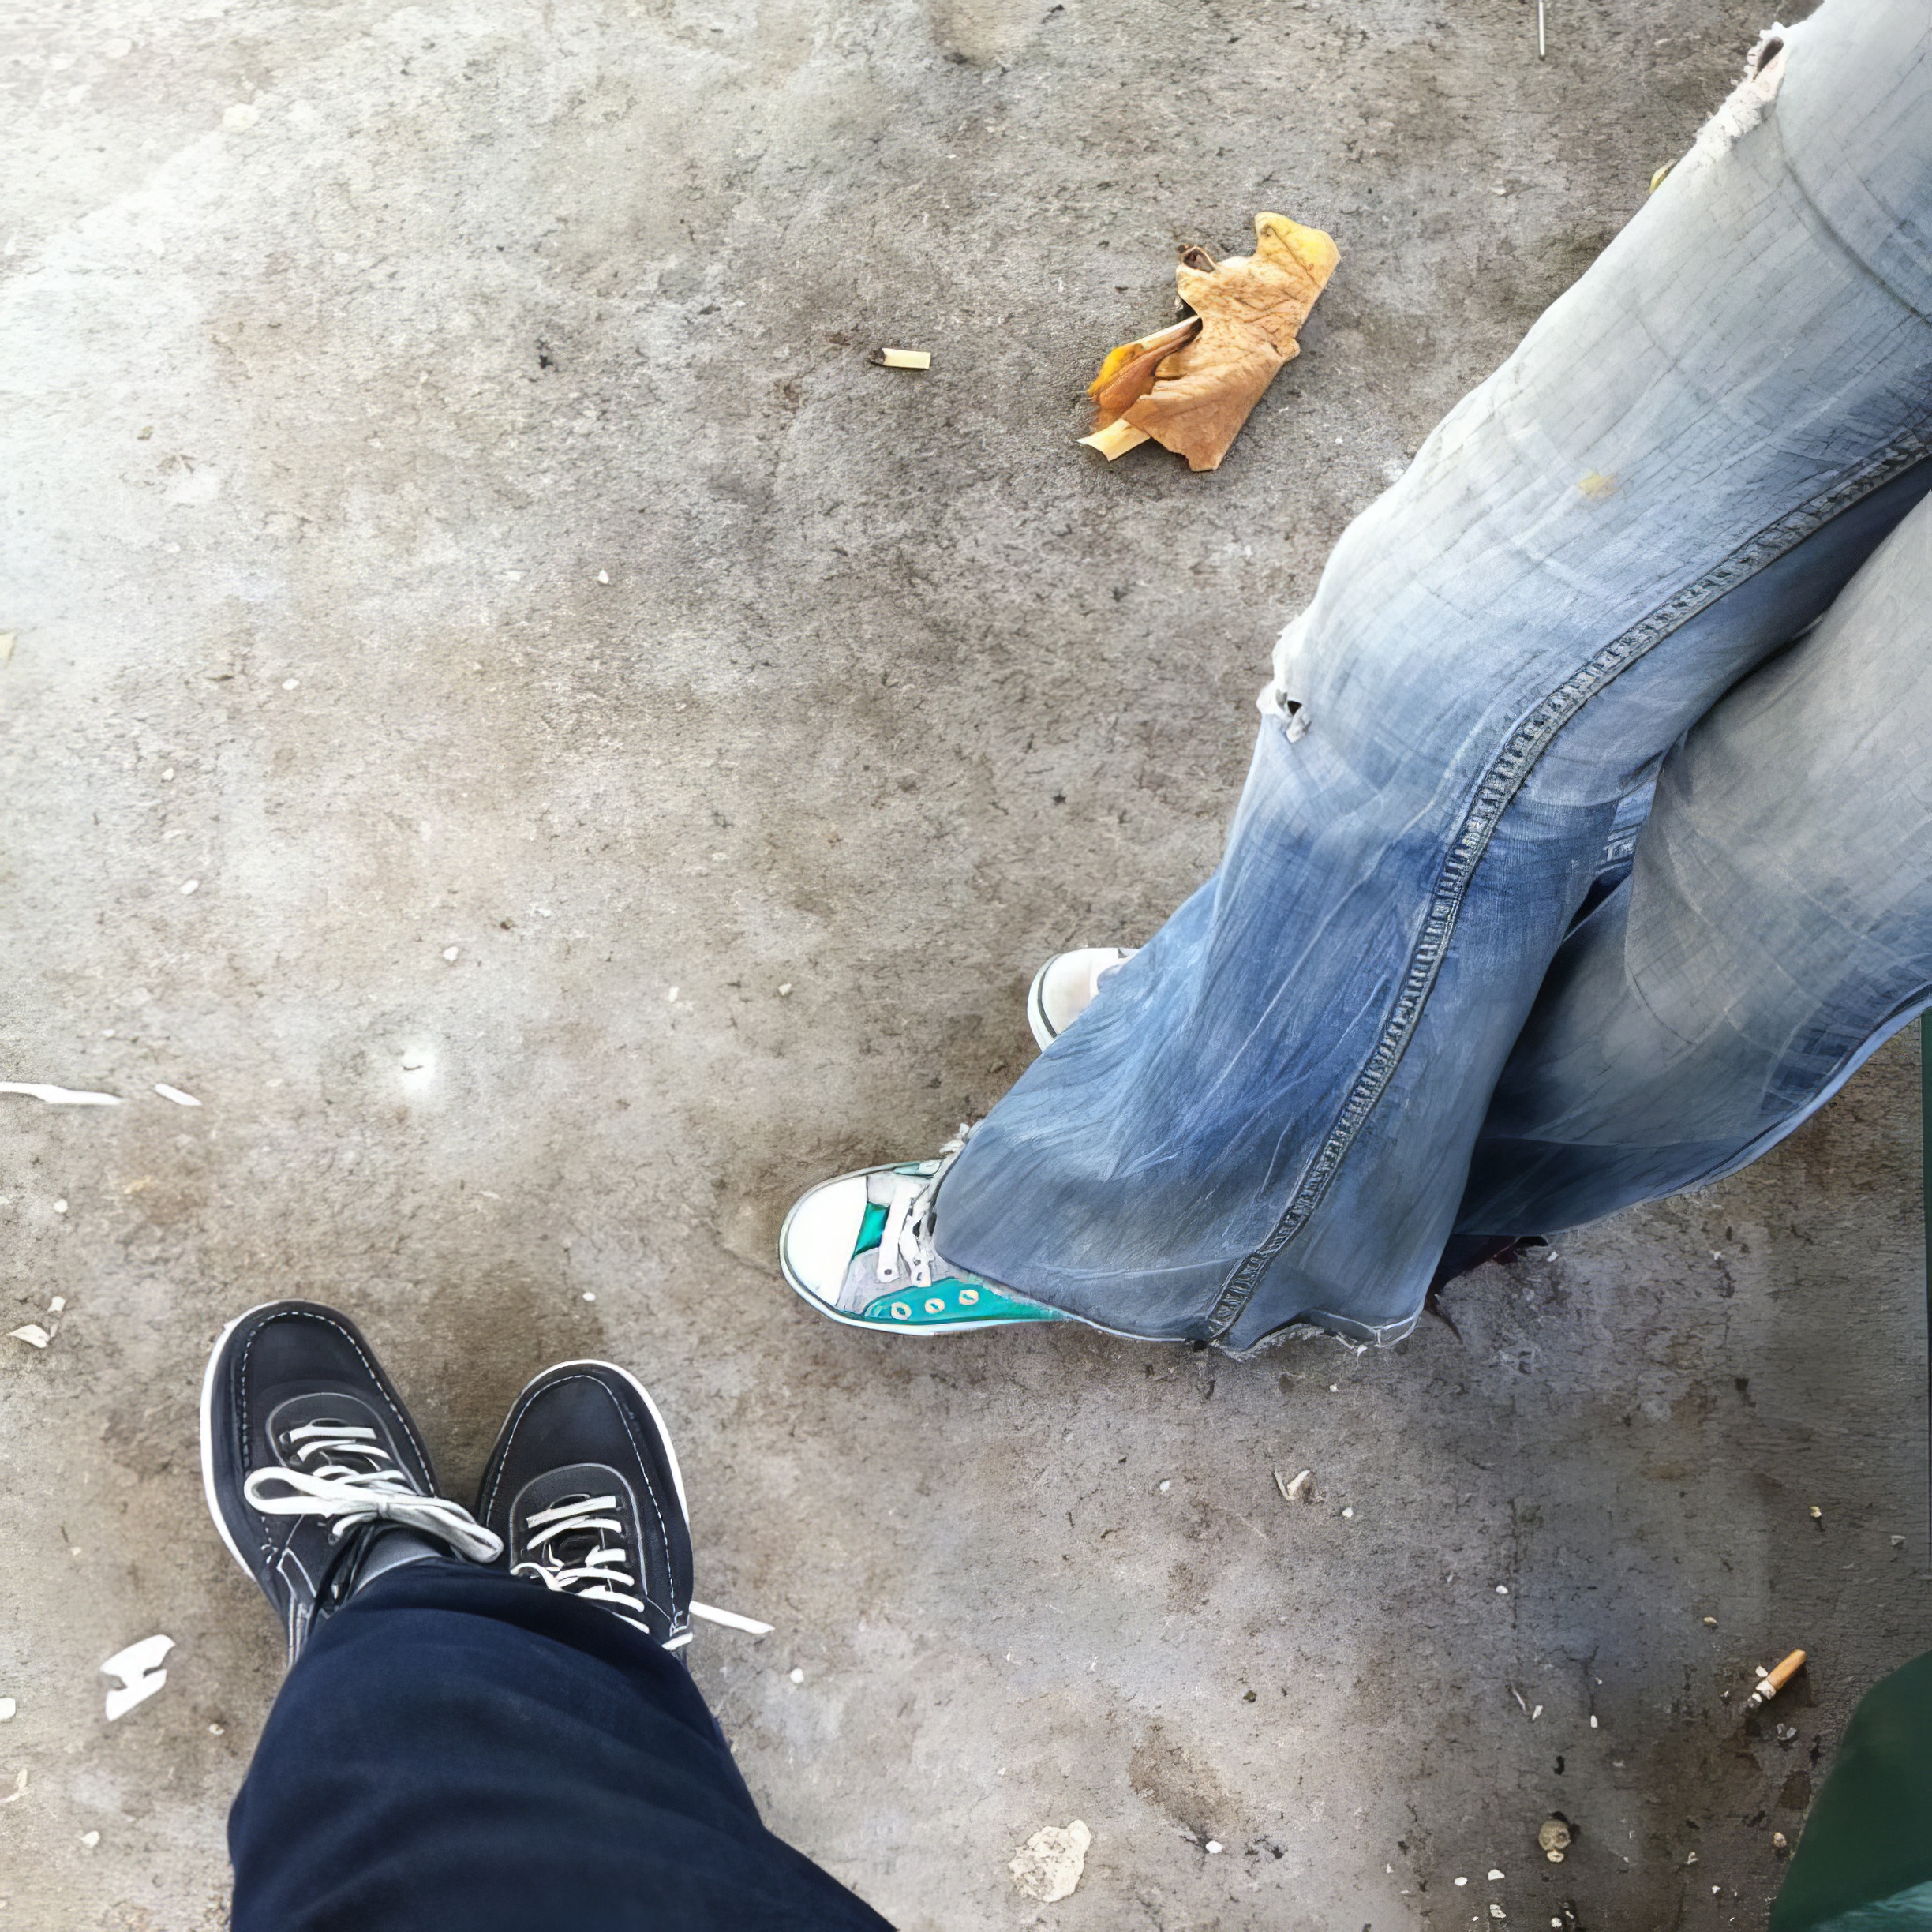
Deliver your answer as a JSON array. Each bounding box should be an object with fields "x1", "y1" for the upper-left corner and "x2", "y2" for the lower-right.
[
  {"x1": 935, "y1": 0, "x2": 1932, "y2": 1347},
  {"x1": 229, "y1": 1563, "x2": 893, "y2": 1932}
]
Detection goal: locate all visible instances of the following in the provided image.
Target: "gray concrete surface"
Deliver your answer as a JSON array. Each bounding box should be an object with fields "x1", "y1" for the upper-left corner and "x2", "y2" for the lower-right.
[{"x1": 3, "y1": 0, "x2": 1927, "y2": 1926}]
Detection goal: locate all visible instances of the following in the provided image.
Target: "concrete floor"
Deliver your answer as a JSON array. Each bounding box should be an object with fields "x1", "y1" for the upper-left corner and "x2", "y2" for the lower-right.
[{"x1": 3, "y1": 0, "x2": 1926, "y2": 1926}]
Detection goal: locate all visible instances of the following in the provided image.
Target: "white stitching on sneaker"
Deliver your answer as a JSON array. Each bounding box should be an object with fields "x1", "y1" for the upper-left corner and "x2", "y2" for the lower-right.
[
  {"x1": 234, "y1": 1310, "x2": 439, "y2": 1557},
  {"x1": 481, "y1": 1373, "x2": 683, "y2": 1638}
]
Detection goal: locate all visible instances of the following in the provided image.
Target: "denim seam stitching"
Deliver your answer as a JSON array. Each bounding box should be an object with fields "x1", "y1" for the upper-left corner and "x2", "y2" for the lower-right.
[{"x1": 1208, "y1": 429, "x2": 1932, "y2": 1338}]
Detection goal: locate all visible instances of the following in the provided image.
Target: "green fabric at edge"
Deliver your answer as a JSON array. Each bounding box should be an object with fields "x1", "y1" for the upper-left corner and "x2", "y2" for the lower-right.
[{"x1": 1770, "y1": 1651, "x2": 1932, "y2": 1931}]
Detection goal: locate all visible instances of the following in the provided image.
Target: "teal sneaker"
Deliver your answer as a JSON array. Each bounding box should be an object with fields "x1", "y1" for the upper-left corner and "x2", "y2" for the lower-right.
[{"x1": 779, "y1": 1139, "x2": 1065, "y2": 1335}]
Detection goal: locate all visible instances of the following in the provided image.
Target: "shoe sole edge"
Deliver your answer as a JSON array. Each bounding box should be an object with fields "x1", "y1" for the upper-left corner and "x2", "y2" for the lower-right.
[
  {"x1": 1024, "y1": 957, "x2": 1058, "y2": 1052},
  {"x1": 198, "y1": 1308, "x2": 260, "y2": 1586}
]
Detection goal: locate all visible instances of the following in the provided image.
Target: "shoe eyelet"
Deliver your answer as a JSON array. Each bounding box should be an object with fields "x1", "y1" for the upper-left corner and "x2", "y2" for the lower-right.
[
  {"x1": 924, "y1": 1297, "x2": 945, "y2": 1314},
  {"x1": 889, "y1": 1301, "x2": 912, "y2": 1320},
  {"x1": 958, "y1": 1288, "x2": 979, "y2": 1305}
]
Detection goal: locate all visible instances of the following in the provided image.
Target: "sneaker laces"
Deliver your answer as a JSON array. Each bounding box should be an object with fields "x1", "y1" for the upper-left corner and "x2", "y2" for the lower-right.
[
  {"x1": 513, "y1": 1492, "x2": 773, "y2": 1652},
  {"x1": 245, "y1": 1419, "x2": 504, "y2": 1564},
  {"x1": 874, "y1": 1124, "x2": 974, "y2": 1290}
]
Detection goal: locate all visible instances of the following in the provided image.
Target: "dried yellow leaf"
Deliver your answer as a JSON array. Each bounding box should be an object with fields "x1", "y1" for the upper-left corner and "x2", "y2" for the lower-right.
[{"x1": 1088, "y1": 213, "x2": 1339, "y2": 473}]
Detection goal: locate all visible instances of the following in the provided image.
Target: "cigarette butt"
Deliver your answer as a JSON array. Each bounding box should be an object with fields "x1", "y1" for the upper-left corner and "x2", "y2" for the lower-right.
[
  {"x1": 1744, "y1": 1649, "x2": 1806, "y2": 1711},
  {"x1": 870, "y1": 347, "x2": 931, "y2": 369},
  {"x1": 1080, "y1": 418, "x2": 1152, "y2": 460}
]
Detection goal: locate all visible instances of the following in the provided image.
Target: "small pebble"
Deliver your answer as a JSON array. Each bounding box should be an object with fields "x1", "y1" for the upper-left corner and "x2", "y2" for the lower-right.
[
  {"x1": 1204, "y1": 1841, "x2": 1222, "y2": 1855},
  {"x1": 53, "y1": 1200, "x2": 68, "y2": 1215},
  {"x1": 777, "y1": 983, "x2": 792, "y2": 996},
  {"x1": 443, "y1": 946, "x2": 459, "y2": 962},
  {"x1": 1455, "y1": 1877, "x2": 1468, "y2": 1887},
  {"x1": 1702, "y1": 1616, "x2": 1717, "y2": 1627},
  {"x1": 597, "y1": 571, "x2": 609, "y2": 584},
  {"x1": 282, "y1": 678, "x2": 299, "y2": 691},
  {"x1": 582, "y1": 1292, "x2": 596, "y2": 1302},
  {"x1": 208, "y1": 1724, "x2": 224, "y2": 1735},
  {"x1": 1341, "y1": 1507, "x2": 1354, "y2": 1519},
  {"x1": 1488, "y1": 1868, "x2": 1504, "y2": 1880},
  {"x1": 1589, "y1": 1714, "x2": 1598, "y2": 1728},
  {"x1": 1158, "y1": 1481, "x2": 1170, "y2": 1493},
  {"x1": 1496, "y1": 1585, "x2": 1509, "y2": 1596},
  {"x1": 0, "y1": 1699, "x2": 13, "y2": 1721},
  {"x1": 788, "y1": 1668, "x2": 804, "y2": 1684},
  {"x1": 180, "y1": 878, "x2": 199, "y2": 894},
  {"x1": 80, "y1": 1832, "x2": 99, "y2": 1848}
]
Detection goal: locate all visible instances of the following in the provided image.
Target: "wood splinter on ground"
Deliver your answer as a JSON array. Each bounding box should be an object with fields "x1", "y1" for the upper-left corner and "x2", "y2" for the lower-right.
[{"x1": 1080, "y1": 212, "x2": 1339, "y2": 472}]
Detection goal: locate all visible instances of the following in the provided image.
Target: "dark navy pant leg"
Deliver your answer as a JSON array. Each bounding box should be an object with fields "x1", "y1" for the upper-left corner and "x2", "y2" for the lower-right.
[{"x1": 229, "y1": 1561, "x2": 894, "y2": 1932}]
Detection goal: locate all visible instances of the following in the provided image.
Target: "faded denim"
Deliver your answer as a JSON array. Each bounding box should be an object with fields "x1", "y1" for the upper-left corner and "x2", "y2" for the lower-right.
[{"x1": 934, "y1": 0, "x2": 1932, "y2": 1347}]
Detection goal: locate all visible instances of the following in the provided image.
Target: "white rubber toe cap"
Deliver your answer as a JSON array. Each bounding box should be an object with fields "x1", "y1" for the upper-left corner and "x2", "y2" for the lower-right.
[
  {"x1": 1028, "y1": 946, "x2": 1136, "y2": 1050},
  {"x1": 779, "y1": 1171, "x2": 870, "y2": 1305}
]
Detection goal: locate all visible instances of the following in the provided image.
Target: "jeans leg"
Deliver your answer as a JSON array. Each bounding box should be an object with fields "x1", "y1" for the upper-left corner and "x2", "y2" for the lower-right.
[
  {"x1": 228, "y1": 1562, "x2": 894, "y2": 1932},
  {"x1": 1456, "y1": 489, "x2": 1932, "y2": 1236},
  {"x1": 934, "y1": 0, "x2": 1932, "y2": 1346}
]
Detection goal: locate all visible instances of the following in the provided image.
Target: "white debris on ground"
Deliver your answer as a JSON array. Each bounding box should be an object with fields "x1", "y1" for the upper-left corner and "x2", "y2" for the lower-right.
[
  {"x1": 100, "y1": 1635, "x2": 174, "y2": 1721},
  {"x1": 11, "y1": 1296, "x2": 67, "y2": 1353},
  {"x1": 0, "y1": 1698, "x2": 15, "y2": 1721},
  {"x1": 0, "y1": 1082, "x2": 122, "y2": 1106},
  {"x1": 1009, "y1": 1820, "x2": 1091, "y2": 1903},
  {"x1": 153, "y1": 1084, "x2": 200, "y2": 1106}
]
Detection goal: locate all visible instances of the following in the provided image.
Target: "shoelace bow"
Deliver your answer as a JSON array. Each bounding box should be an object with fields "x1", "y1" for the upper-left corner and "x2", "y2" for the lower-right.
[
  {"x1": 245, "y1": 1420, "x2": 504, "y2": 1564},
  {"x1": 513, "y1": 1492, "x2": 769, "y2": 1651},
  {"x1": 874, "y1": 1125, "x2": 974, "y2": 1290}
]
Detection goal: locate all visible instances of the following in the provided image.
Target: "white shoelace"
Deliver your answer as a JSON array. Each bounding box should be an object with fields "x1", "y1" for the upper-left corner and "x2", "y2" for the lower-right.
[
  {"x1": 244, "y1": 1420, "x2": 504, "y2": 1564},
  {"x1": 874, "y1": 1125, "x2": 973, "y2": 1289},
  {"x1": 513, "y1": 1492, "x2": 772, "y2": 1650}
]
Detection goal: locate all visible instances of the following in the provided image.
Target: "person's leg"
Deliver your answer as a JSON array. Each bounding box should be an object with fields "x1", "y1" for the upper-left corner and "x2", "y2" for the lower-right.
[
  {"x1": 1455, "y1": 488, "x2": 1932, "y2": 1237},
  {"x1": 228, "y1": 1563, "x2": 890, "y2": 1932},
  {"x1": 205, "y1": 1306, "x2": 890, "y2": 1932},
  {"x1": 900, "y1": 0, "x2": 1932, "y2": 1348}
]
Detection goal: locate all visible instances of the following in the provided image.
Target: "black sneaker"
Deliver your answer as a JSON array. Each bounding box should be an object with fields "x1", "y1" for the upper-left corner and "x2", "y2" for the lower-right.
[
  {"x1": 200, "y1": 1301, "x2": 503, "y2": 1661},
  {"x1": 475, "y1": 1361, "x2": 702, "y2": 1651}
]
